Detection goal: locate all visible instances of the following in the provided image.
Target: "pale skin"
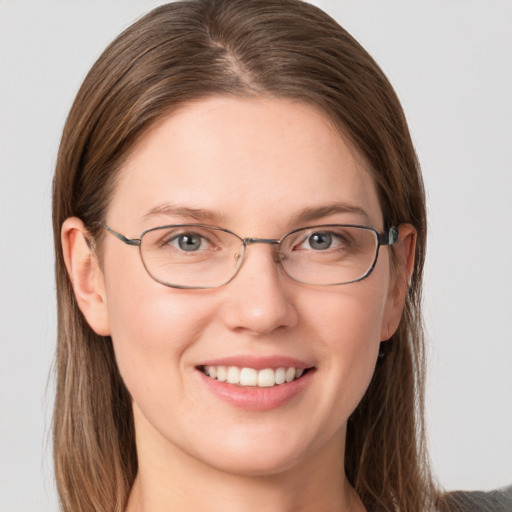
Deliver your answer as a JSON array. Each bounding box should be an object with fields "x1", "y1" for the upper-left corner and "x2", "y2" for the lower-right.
[{"x1": 62, "y1": 96, "x2": 416, "y2": 512}]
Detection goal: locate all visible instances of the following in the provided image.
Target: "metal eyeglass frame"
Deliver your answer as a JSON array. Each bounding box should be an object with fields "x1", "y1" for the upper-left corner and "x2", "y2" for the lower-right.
[{"x1": 101, "y1": 223, "x2": 399, "y2": 289}]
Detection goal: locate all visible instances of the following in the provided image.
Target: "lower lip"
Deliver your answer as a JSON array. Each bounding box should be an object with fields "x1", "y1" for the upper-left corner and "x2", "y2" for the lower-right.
[{"x1": 197, "y1": 369, "x2": 314, "y2": 411}]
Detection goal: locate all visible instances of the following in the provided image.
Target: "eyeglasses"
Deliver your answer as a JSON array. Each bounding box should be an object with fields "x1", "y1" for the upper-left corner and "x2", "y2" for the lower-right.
[{"x1": 101, "y1": 223, "x2": 399, "y2": 289}]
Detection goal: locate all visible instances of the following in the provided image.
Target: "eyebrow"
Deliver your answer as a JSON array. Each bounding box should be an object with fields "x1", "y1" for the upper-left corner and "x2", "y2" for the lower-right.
[
  {"x1": 142, "y1": 203, "x2": 220, "y2": 223},
  {"x1": 142, "y1": 201, "x2": 371, "y2": 226},
  {"x1": 290, "y1": 203, "x2": 372, "y2": 225}
]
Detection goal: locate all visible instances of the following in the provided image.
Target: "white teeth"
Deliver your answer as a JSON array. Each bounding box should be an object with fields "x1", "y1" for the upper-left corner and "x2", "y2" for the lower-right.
[
  {"x1": 202, "y1": 365, "x2": 308, "y2": 387},
  {"x1": 257, "y1": 368, "x2": 275, "y2": 387},
  {"x1": 275, "y1": 367, "x2": 286, "y2": 385},
  {"x1": 227, "y1": 366, "x2": 240, "y2": 384},
  {"x1": 216, "y1": 366, "x2": 227, "y2": 382},
  {"x1": 240, "y1": 367, "x2": 258, "y2": 386}
]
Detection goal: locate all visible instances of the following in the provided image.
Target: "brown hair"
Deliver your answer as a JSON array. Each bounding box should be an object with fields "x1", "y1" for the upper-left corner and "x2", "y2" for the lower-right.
[{"x1": 53, "y1": 0, "x2": 434, "y2": 510}]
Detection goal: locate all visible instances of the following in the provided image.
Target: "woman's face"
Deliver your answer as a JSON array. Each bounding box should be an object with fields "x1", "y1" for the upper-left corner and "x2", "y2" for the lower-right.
[{"x1": 85, "y1": 96, "x2": 407, "y2": 476}]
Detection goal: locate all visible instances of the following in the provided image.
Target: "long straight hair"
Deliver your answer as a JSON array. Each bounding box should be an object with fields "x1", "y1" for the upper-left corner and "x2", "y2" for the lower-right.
[{"x1": 53, "y1": 1, "x2": 433, "y2": 510}]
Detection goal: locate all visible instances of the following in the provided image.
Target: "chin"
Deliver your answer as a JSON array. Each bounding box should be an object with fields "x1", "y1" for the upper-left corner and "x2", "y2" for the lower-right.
[
  {"x1": 186, "y1": 423, "x2": 332, "y2": 478},
  {"x1": 204, "y1": 447, "x2": 306, "y2": 478}
]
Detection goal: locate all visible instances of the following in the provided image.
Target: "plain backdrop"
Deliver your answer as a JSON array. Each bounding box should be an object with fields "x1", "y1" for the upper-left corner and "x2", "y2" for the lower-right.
[{"x1": 0, "y1": 1, "x2": 511, "y2": 510}]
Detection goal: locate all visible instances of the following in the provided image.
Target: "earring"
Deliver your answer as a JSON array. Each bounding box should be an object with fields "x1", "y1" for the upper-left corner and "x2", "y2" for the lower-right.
[{"x1": 378, "y1": 341, "x2": 386, "y2": 359}]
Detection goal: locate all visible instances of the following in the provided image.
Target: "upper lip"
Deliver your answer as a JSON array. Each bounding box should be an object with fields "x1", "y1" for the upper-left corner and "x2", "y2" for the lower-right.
[{"x1": 197, "y1": 355, "x2": 314, "y2": 370}]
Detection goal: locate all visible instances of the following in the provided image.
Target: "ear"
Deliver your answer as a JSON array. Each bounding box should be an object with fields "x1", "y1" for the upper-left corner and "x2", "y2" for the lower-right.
[
  {"x1": 61, "y1": 217, "x2": 111, "y2": 336},
  {"x1": 380, "y1": 224, "x2": 416, "y2": 341}
]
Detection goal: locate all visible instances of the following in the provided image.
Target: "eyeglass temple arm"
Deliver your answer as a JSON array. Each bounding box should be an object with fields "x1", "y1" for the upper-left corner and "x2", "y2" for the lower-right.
[
  {"x1": 378, "y1": 226, "x2": 399, "y2": 246},
  {"x1": 102, "y1": 224, "x2": 141, "y2": 246}
]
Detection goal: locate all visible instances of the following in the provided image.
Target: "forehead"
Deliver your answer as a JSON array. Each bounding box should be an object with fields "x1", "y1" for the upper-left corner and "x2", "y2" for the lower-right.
[{"x1": 108, "y1": 96, "x2": 382, "y2": 233}]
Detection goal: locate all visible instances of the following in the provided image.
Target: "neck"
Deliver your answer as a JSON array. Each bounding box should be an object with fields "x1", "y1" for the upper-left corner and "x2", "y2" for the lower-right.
[{"x1": 125, "y1": 419, "x2": 365, "y2": 512}]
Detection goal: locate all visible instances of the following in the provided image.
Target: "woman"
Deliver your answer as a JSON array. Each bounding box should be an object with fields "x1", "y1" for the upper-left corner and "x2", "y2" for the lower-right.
[{"x1": 51, "y1": 1, "x2": 508, "y2": 511}]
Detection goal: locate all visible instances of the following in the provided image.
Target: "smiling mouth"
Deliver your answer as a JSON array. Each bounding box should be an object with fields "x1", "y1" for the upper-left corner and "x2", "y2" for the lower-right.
[{"x1": 198, "y1": 365, "x2": 313, "y2": 388}]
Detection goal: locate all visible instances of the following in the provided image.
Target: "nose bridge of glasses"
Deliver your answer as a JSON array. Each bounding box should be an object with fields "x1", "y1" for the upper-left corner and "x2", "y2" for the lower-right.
[
  {"x1": 240, "y1": 238, "x2": 284, "y2": 266},
  {"x1": 243, "y1": 237, "x2": 281, "y2": 246},
  {"x1": 244, "y1": 238, "x2": 282, "y2": 257}
]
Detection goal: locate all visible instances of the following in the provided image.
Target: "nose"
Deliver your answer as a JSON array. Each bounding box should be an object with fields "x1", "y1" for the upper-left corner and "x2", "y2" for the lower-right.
[{"x1": 218, "y1": 243, "x2": 299, "y2": 336}]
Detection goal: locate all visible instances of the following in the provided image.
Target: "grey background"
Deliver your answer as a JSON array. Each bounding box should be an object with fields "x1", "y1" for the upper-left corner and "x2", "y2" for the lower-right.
[{"x1": 1, "y1": 1, "x2": 511, "y2": 510}]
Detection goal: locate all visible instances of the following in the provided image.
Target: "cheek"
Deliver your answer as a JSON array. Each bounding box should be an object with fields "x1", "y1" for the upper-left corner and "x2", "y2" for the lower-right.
[
  {"x1": 311, "y1": 271, "x2": 389, "y2": 350},
  {"x1": 102, "y1": 253, "x2": 217, "y2": 401},
  {"x1": 304, "y1": 273, "x2": 389, "y2": 411}
]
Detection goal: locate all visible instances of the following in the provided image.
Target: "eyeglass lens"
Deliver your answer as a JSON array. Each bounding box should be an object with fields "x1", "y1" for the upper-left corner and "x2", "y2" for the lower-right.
[{"x1": 139, "y1": 225, "x2": 380, "y2": 289}]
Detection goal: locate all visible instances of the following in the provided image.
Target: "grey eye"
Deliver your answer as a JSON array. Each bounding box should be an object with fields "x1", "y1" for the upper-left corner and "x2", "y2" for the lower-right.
[
  {"x1": 176, "y1": 233, "x2": 203, "y2": 251},
  {"x1": 307, "y1": 232, "x2": 332, "y2": 250}
]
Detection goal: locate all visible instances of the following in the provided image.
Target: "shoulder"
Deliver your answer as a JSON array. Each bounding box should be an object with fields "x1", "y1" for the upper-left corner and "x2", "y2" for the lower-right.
[{"x1": 437, "y1": 485, "x2": 512, "y2": 512}]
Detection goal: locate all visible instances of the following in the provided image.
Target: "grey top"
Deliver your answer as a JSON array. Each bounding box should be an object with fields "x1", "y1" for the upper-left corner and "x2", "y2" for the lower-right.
[{"x1": 439, "y1": 485, "x2": 512, "y2": 512}]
